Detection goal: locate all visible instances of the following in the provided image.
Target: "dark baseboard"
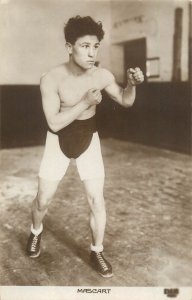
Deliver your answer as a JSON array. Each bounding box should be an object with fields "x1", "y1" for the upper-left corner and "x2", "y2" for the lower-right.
[{"x1": 0, "y1": 82, "x2": 191, "y2": 154}]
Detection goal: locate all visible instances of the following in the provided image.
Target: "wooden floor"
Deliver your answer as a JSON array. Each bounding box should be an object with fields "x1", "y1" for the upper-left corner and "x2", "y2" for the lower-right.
[{"x1": 0, "y1": 138, "x2": 192, "y2": 286}]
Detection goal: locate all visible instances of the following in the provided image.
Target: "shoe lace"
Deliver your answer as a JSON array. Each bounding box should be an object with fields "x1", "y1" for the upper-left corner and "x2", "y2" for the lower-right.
[
  {"x1": 31, "y1": 235, "x2": 38, "y2": 251},
  {"x1": 96, "y1": 252, "x2": 108, "y2": 271}
]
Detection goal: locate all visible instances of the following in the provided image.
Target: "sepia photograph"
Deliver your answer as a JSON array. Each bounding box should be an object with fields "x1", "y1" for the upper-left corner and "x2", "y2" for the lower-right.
[{"x1": 0, "y1": 0, "x2": 191, "y2": 299}]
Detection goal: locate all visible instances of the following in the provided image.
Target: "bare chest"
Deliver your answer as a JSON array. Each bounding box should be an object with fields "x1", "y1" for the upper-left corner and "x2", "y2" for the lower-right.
[{"x1": 58, "y1": 75, "x2": 103, "y2": 107}]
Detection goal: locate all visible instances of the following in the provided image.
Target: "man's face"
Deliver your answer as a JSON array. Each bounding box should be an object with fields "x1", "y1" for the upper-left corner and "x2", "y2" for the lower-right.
[{"x1": 67, "y1": 35, "x2": 100, "y2": 70}]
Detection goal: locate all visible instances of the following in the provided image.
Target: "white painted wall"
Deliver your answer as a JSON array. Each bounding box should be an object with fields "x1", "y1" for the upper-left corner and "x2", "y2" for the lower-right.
[
  {"x1": 110, "y1": 0, "x2": 189, "y2": 82},
  {"x1": 0, "y1": 0, "x2": 111, "y2": 84},
  {"x1": 0, "y1": 0, "x2": 189, "y2": 84}
]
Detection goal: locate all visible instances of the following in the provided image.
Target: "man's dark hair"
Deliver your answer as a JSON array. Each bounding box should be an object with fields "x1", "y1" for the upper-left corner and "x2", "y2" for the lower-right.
[{"x1": 64, "y1": 15, "x2": 105, "y2": 44}]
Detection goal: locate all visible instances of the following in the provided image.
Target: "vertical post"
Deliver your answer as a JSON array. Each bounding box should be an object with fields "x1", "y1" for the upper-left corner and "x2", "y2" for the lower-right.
[
  {"x1": 189, "y1": 1, "x2": 192, "y2": 81},
  {"x1": 172, "y1": 8, "x2": 183, "y2": 81},
  {"x1": 0, "y1": 86, "x2": 2, "y2": 149},
  {"x1": 189, "y1": 1, "x2": 192, "y2": 154}
]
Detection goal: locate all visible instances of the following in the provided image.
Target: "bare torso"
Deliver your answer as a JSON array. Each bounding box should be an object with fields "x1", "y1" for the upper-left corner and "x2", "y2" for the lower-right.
[{"x1": 51, "y1": 63, "x2": 108, "y2": 120}]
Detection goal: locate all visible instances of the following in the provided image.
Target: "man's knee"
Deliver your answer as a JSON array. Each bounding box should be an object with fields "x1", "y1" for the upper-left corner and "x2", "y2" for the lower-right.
[
  {"x1": 88, "y1": 194, "x2": 105, "y2": 213},
  {"x1": 34, "y1": 189, "x2": 54, "y2": 211},
  {"x1": 33, "y1": 195, "x2": 49, "y2": 212},
  {"x1": 34, "y1": 178, "x2": 59, "y2": 211}
]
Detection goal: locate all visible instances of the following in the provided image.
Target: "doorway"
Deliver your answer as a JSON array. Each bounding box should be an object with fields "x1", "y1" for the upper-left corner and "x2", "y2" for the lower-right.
[{"x1": 123, "y1": 38, "x2": 147, "y2": 84}]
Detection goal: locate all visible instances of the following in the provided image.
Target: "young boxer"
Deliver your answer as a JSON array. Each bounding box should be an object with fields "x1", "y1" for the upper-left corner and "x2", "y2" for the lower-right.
[{"x1": 26, "y1": 15, "x2": 144, "y2": 278}]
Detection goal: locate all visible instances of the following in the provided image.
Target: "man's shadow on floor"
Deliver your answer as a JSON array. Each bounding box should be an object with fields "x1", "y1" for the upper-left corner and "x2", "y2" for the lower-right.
[
  {"x1": 44, "y1": 222, "x2": 91, "y2": 266},
  {"x1": 16, "y1": 207, "x2": 93, "y2": 272}
]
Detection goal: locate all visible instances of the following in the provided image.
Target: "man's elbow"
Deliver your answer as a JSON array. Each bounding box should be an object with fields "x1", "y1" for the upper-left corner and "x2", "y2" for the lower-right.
[
  {"x1": 122, "y1": 98, "x2": 135, "y2": 108},
  {"x1": 122, "y1": 102, "x2": 132, "y2": 108},
  {"x1": 50, "y1": 126, "x2": 59, "y2": 133},
  {"x1": 47, "y1": 120, "x2": 59, "y2": 133}
]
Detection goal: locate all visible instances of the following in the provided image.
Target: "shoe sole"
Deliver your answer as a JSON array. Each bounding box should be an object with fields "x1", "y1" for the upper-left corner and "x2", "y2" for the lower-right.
[
  {"x1": 99, "y1": 272, "x2": 114, "y2": 278},
  {"x1": 29, "y1": 250, "x2": 41, "y2": 258}
]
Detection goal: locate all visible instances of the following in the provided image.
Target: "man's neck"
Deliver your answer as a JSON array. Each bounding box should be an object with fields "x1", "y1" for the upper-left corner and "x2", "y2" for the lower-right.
[{"x1": 68, "y1": 59, "x2": 91, "y2": 77}]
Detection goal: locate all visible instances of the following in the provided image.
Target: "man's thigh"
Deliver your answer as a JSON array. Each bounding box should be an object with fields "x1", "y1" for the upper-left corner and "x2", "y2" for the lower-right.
[
  {"x1": 83, "y1": 177, "x2": 104, "y2": 199},
  {"x1": 39, "y1": 131, "x2": 70, "y2": 181},
  {"x1": 37, "y1": 177, "x2": 60, "y2": 199},
  {"x1": 76, "y1": 132, "x2": 105, "y2": 181}
]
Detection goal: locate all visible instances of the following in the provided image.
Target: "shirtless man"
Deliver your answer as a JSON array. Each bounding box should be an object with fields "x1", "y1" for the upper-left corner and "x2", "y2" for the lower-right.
[{"x1": 26, "y1": 16, "x2": 144, "y2": 278}]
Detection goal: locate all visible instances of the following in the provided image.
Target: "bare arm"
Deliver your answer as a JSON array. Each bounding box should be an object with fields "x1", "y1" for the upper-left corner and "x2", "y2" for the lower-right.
[
  {"x1": 40, "y1": 75, "x2": 102, "y2": 132},
  {"x1": 103, "y1": 68, "x2": 144, "y2": 108}
]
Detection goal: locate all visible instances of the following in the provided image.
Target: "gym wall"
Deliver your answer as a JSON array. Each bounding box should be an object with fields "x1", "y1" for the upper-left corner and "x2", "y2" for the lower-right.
[
  {"x1": 0, "y1": 0, "x2": 111, "y2": 148},
  {"x1": 110, "y1": 0, "x2": 189, "y2": 83},
  {"x1": 0, "y1": 0, "x2": 191, "y2": 154},
  {"x1": 0, "y1": 0, "x2": 111, "y2": 84},
  {"x1": 100, "y1": 0, "x2": 191, "y2": 154}
]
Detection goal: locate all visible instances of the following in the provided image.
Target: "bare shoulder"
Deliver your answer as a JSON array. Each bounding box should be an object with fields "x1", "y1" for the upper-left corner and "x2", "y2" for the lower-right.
[
  {"x1": 95, "y1": 67, "x2": 115, "y2": 88},
  {"x1": 97, "y1": 67, "x2": 114, "y2": 77},
  {"x1": 40, "y1": 63, "x2": 68, "y2": 91}
]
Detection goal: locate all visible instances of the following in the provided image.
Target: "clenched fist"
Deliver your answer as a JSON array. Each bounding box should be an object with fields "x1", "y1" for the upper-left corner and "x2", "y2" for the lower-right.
[
  {"x1": 127, "y1": 67, "x2": 144, "y2": 86},
  {"x1": 83, "y1": 88, "x2": 102, "y2": 106}
]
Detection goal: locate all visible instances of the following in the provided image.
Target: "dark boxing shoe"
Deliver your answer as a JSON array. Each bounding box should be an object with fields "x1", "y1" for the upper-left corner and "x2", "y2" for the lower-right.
[
  {"x1": 26, "y1": 232, "x2": 42, "y2": 258},
  {"x1": 90, "y1": 251, "x2": 113, "y2": 278}
]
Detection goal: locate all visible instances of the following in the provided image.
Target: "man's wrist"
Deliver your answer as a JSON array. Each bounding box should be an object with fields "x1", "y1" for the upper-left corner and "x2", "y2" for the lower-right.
[
  {"x1": 81, "y1": 97, "x2": 89, "y2": 107},
  {"x1": 126, "y1": 81, "x2": 136, "y2": 88}
]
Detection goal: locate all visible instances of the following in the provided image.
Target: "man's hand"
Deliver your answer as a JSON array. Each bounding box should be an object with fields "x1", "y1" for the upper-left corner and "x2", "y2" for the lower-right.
[
  {"x1": 127, "y1": 67, "x2": 144, "y2": 86},
  {"x1": 83, "y1": 88, "x2": 102, "y2": 106}
]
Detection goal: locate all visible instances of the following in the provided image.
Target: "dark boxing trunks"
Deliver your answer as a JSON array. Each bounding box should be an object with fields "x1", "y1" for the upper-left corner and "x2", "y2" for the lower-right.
[{"x1": 48, "y1": 116, "x2": 97, "y2": 159}]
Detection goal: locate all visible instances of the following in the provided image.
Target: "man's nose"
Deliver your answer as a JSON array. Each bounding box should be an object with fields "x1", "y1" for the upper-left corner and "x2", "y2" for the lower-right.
[{"x1": 88, "y1": 47, "x2": 94, "y2": 57}]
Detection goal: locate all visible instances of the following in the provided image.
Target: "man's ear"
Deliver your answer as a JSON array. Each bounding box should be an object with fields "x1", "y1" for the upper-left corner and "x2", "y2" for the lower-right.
[{"x1": 65, "y1": 42, "x2": 72, "y2": 55}]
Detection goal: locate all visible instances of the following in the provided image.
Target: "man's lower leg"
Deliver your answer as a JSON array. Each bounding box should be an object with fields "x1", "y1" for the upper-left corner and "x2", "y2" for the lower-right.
[
  {"x1": 26, "y1": 197, "x2": 46, "y2": 258},
  {"x1": 89, "y1": 209, "x2": 113, "y2": 278}
]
